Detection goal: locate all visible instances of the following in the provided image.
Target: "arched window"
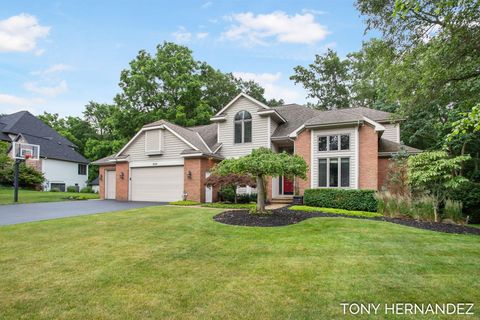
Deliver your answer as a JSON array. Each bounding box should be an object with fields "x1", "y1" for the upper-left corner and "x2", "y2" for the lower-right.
[{"x1": 234, "y1": 110, "x2": 252, "y2": 143}]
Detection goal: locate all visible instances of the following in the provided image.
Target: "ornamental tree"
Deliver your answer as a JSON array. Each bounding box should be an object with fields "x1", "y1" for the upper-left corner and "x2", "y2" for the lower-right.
[
  {"x1": 204, "y1": 173, "x2": 256, "y2": 203},
  {"x1": 408, "y1": 151, "x2": 470, "y2": 222},
  {"x1": 212, "y1": 148, "x2": 308, "y2": 213}
]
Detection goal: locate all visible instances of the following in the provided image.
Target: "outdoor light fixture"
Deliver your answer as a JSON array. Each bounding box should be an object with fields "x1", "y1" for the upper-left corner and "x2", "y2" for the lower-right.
[
  {"x1": 187, "y1": 171, "x2": 192, "y2": 178},
  {"x1": 120, "y1": 172, "x2": 125, "y2": 179}
]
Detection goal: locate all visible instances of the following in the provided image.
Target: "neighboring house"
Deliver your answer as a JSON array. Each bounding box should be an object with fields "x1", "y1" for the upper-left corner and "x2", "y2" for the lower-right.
[
  {"x1": 93, "y1": 93, "x2": 420, "y2": 203},
  {"x1": 0, "y1": 111, "x2": 90, "y2": 191},
  {"x1": 89, "y1": 177, "x2": 99, "y2": 193}
]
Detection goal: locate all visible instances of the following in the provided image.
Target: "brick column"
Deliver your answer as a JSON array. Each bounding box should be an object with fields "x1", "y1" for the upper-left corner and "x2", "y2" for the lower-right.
[
  {"x1": 294, "y1": 129, "x2": 311, "y2": 195},
  {"x1": 99, "y1": 165, "x2": 115, "y2": 199},
  {"x1": 358, "y1": 124, "x2": 379, "y2": 190},
  {"x1": 378, "y1": 157, "x2": 392, "y2": 190},
  {"x1": 115, "y1": 162, "x2": 129, "y2": 201}
]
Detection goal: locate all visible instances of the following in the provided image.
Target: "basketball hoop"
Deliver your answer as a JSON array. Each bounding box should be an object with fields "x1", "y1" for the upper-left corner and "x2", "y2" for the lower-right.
[
  {"x1": 11, "y1": 142, "x2": 40, "y2": 203},
  {"x1": 24, "y1": 154, "x2": 32, "y2": 160}
]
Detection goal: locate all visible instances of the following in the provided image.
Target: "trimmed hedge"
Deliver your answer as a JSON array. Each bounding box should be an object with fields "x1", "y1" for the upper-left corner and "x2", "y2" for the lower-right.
[{"x1": 304, "y1": 189, "x2": 377, "y2": 212}]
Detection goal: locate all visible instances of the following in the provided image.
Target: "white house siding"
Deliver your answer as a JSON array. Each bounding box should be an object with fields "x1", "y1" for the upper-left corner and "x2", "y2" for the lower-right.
[
  {"x1": 381, "y1": 123, "x2": 400, "y2": 143},
  {"x1": 42, "y1": 159, "x2": 88, "y2": 191},
  {"x1": 311, "y1": 127, "x2": 358, "y2": 189},
  {"x1": 218, "y1": 97, "x2": 270, "y2": 158},
  {"x1": 120, "y1": 129, "x2": 189, "y2": 167}
]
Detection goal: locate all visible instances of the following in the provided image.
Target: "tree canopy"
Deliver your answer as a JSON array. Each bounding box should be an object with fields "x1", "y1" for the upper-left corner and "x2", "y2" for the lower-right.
[{"x1": 213, "y1": 148, "x2": 307, "y2": 212}]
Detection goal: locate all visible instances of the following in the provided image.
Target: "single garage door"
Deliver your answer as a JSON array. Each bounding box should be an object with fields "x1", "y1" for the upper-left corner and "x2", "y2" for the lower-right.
[
  {"x1": 105, "y1": 170, "x2": 116, "y2": 199},
  {"x1": 130, "y1": 166, "x2": 184, "y2": 202}
]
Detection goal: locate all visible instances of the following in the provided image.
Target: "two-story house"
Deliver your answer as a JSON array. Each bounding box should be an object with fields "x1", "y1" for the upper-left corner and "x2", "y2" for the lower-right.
[
  {"x1": 92, "y1": 93, "x2": 420, "y2": 202},
  {"x1": 0, "y1": 111, "x2": 90, "y2": 191}
]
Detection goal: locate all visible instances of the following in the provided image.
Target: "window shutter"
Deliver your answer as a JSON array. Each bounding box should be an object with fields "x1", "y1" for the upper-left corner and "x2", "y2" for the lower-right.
[{"x1": 145, "y1": 130, "x2": 162, "y2": 152}]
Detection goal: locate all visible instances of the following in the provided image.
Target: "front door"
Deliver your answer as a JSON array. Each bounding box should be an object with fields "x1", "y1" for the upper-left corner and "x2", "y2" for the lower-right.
[{"x1": 283, "y1": 177, "x2": 294, "y2": 195}]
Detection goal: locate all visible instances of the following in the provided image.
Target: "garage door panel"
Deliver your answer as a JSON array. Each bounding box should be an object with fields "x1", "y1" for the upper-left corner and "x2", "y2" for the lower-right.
[{"x1": 130, "y1": 166, "x2": 183, "y2": 202}]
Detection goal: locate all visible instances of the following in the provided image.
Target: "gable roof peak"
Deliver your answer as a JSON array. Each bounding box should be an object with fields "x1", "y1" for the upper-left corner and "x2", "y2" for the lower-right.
[{"x1": 213, "y1": 92, "x2": 270, "y2": 118}]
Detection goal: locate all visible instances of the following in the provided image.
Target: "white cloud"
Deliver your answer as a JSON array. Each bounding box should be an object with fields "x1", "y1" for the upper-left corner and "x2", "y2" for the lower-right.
[
  {"x1": 0, "y1": 13, "x2": 50, "y2": 53},
  {"x1": 222, "y1": 11, "x2": 329, "y2": 46},
  {"x1": 233, "y1": 71, "x2": 302, "y2": 103},
  {"x1": 301, "y1": 9, "x2": 327, "y2": 15},
  {"x1": 0, "y1": 93, "x2": 44, "y2": 109},
  {"x1": 31, "y1": 64, "x2": 72, "y2": 76},
  {"x1": 196, "y1": 32, "x2": 209, "y2": 39},
  {"x1": 24, "y1": 80, "x2": 68, "y2": 97},
  {"x1": 202, "y1": 1, "x2": 212, "y2": 8},
  {"x1": 172, "y1": 27, "x2": 192, "y2": 43}
]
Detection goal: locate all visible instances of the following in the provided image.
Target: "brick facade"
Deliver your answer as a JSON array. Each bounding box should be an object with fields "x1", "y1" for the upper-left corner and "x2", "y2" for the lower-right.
[
  {"x1": 115, "y1": 162, "x2": 129, "y2": 201},
  {"x1": 99, "y1": 165, "x2": 115, "y2": 199},
  {"x1": 184, "y1": 158, "x2": 219, "y2": 203},
  {"x1": 294, "y1": 128, "x2": 311, "y2": 195},
  {"x1": 377, "y1": 157, "x2": 391, "y2": 191},
  {"x1": 358, "y1": 124, "x2": 379, "y2": 189}
]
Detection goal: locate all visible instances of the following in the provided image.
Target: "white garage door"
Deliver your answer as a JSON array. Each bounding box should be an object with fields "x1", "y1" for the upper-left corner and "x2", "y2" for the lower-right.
[
  {"x1": 130, "y1": 166, "x2": 184, "y2": 202},
  {"x1": 105, "y1": 170, "x2": 116, "y2": 199}
]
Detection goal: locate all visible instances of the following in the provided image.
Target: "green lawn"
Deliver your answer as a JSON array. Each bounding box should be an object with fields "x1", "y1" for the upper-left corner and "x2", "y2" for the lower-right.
[
  {"x1": 0, "y1": 206, "x2": 479, "y2": 319},
  {"x1": 0, "y1": 187, "x2": 99, "y2": 205}
]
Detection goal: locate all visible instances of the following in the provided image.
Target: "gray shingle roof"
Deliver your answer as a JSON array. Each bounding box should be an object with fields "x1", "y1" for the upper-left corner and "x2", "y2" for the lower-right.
[
  {"x1": 143, "y1": 120, "x2": 212, "y2": 153},
  {"x1": 304, "y1": 107, "x2": 394, "y2": 128},
  {"x1": 379, "y1": 138, "x2": 421, "y2": 155},
  {"x1": 189, "y1": 123, "x2": 218, "y2": 148},
  {"x1": 271, "y1": 104, "x2": 322, "y2": 138},
  {"x1": 0, "y1": 111, "x2": 89, "y2": 163}
]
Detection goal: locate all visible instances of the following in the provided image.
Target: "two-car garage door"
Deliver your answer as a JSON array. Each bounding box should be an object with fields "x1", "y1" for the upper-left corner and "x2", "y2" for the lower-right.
[{"x1": 130, "y1": 166, "x2": 184, "y2": 202}]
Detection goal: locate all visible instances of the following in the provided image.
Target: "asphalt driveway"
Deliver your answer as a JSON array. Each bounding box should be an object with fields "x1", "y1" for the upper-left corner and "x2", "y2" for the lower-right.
[{"x1": 0, "y1": 200, "x2": 164, "y2": 226}]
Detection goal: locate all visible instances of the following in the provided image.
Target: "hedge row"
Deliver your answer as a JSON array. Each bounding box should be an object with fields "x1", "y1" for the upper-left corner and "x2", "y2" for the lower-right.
[{"x1": 303, "y1": 188, "x2": 377, "y2": 212}]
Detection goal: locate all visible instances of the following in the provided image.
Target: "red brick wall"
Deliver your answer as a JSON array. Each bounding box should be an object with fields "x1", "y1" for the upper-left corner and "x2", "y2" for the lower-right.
[
  {"x1": 378, "y1": 158, "x2": 391, "y2": 190},
  {"x1": 99, "y1": 165, "x2": 115, "y2": 199},
  {"x1": 358, "y1": 124, "x2": 379, "y2": 190},
  {"x1": 25, "y1": 158, "x2": 42, "y2": 172},
  {"x1": 184, "y1": 158, "x2": 219, "y2": 203},
  {"x1": 115, "y1": 162, "x2": 129, "y2": 201},
  {"x1": 294, "y1": 128, "x2": 311, "y2": 195}
]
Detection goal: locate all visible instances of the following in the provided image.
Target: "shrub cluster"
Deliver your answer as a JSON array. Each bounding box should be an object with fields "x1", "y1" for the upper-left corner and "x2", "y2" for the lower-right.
[
  {"x1": 304, "y1": 189, "x2": 377, "y2": 212},
  {"x1": 447, "y1": 181, "x2": 480, "y2": 223},
  {"x1": 67, "y1": 186, "x2": 78, "y2": 193},
  {"x1": 218, "y1": 187, "x2": 256, "y2": 203}
]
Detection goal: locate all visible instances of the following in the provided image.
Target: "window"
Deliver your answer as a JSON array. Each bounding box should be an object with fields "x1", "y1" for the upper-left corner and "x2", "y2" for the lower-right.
[
  {"x1": 318, "y1": 159, "x2": 327, "y2": 187},
  {"x1": 318, "y1": 134, "x2": 350, "y2": 151},
  {"x1": 318, "y1": 157, "x2": 351, "y2": 188},
  {"x1": 318, "y1": 136, "x2": 327, "y2": 151},
  {"x1": 234, "y1": 110, "x2": 252, "y2": 143},
  {"x1": 340, "y1": 135, "x2": 350, "y2": 150},
  {"x1": 341, "y1": 158, "x2": 350, "y2": 187},
  {"x1": 78, "y1": 164, "x2": 87, "y2": 175}
]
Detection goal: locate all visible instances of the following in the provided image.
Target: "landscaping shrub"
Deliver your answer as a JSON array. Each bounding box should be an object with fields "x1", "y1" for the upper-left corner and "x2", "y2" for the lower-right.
[
  {"x1": 50, "y1": 188, "x2": 61, "y2": 192},
  {"x1": 218, "y1": 187, "x2": 235, "y2": 202},
  {"x1": 67, "y1": 186, "x2": 78, "y2": 193},
  {"x1": 304, "y1": 189, "x2": 377, "y2": 212},
  {"x1": 80, "y1": 186, "x2": 95, "y2": 193},
  {"x1": 447, "y1": 181, "x2": 480, "y2": 223},
  {"x1": 377, "y1": 192, "x2": 436, "y2": 221},
  {"x1": 444, "y1": 200, "x2": 464, "y2": 224},
  {"x1": 237, "y1": 193, "x2": 257, "y2": 204}
]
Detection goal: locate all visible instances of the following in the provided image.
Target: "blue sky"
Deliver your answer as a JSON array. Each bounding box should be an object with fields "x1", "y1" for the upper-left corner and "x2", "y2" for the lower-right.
[{"x1": 0, "y1": 0, "x2": 373, "y2": 117}]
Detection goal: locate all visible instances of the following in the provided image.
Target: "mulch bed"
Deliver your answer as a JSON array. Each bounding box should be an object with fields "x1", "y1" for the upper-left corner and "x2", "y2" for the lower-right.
[{"x1": 213, "y1": 207, "x2": 480, "y2": 235}]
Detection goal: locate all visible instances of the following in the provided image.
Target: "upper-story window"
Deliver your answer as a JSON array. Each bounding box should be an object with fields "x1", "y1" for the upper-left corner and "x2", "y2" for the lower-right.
[
  {"x1": 78, "y1": 164, "x2": 87, "y2": 175},
  {"x1": 318, "y1": 134, "x2": 350, "y2": 151},
  {"x1": 234, "y1": 110, "x2": 252, "y2": 143}
]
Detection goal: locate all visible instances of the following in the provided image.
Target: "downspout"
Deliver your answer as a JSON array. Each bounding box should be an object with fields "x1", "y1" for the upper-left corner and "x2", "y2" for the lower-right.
[{"x1": 356, "y1": 120, "x2": 360, "y2": 189}]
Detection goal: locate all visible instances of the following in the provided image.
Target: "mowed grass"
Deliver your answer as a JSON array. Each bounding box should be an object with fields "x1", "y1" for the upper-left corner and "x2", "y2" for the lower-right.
[
  {"x1": 0, "y1": 187, "x2": 98, "y2": 205},
  {"x1": 0, "y1": 206, "x2": 479, "y2": 319}
]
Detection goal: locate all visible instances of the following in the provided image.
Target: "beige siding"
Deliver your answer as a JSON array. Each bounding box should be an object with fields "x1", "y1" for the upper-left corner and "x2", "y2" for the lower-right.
[
  {"x1": 218, "y1": 97, "x2": 270, "y2": 158},
  {"x1": 311, "y1": 127, "x2": 358, "y2": 189},
  {"x1": 382, "y1": 123, "x2": 400, "y2": 143},
  {"x1": 120, "y1": 129, "x2": 189, "y2": 164},
  {"x1": 269, "y1": 118, "x2": 278, "y2": 150}
]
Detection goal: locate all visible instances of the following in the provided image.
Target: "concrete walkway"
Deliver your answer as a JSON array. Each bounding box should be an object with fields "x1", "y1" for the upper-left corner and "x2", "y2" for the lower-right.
[{"x1": 0, "y1": 200, "x2": 163, "y2": 226}]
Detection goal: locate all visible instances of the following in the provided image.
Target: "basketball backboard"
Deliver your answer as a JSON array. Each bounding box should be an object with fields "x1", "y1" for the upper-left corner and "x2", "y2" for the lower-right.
[{"x1": 12, "y1": 142, "x2": 40, "y2": 160}]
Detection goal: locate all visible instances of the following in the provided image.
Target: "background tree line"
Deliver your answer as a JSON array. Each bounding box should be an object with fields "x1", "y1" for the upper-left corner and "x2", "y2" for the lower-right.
[{"x1": 39, "y1": 0, "x2": 479, "y2": 184}]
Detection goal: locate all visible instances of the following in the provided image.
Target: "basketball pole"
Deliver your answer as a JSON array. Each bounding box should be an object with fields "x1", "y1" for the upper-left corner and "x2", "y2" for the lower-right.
[{"x1": 13, "y1": 159, "x2": 21, "y2": 203}]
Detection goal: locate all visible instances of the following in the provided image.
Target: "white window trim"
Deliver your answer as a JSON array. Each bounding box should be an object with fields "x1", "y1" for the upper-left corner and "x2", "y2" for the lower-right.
[
  {"x1": 317, "y1": 134, "x2": 351, "y2": 152},
  {"x1": 317, "y1": 157, "x2": 351, "y2": 188}
]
